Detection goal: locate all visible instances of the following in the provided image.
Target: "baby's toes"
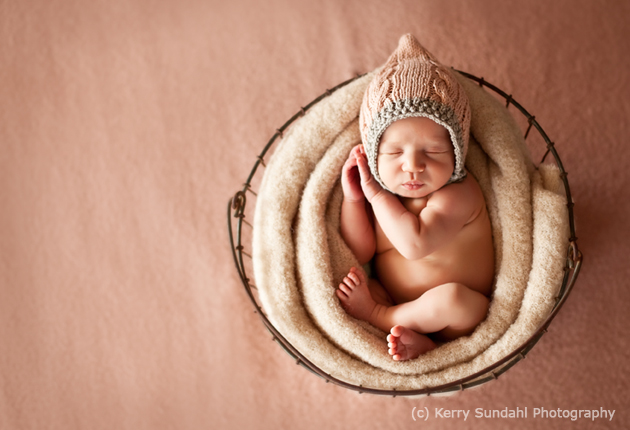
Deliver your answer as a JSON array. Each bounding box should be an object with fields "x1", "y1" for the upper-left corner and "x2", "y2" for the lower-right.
[
  {"x1": 390, "y1": 325, "x2": 405, "y2": 338},
  {"x1": 352, "y1": 267, "x2": 367, "y2": 284},
  {"x1": 388, "y1": 342, "x2": 398, "y2": 355},
  {"x1": 342, "y1": 276, "x2": 356, "y2": 290},
  {"x1": 338, "y1": 283, "x2": 351, "y2": 296},
  {"x1": 346, "y1": 271, "x2": 361, "y2": 286}
]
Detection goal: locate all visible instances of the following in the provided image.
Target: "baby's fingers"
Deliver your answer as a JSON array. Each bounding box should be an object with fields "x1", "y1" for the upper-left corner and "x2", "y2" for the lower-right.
[
  {"x1": 350, "y1": 144, "x2": 364, "y2": 158},
  {"x1": 343, "y1": 154, "x2": 358, "y2": 171},
  {"x1": 355, "y1": 152, "x2": 385, "y2": 201},
  {"x1": 355, "y1": 150, "x2": 372, "y2": 179}
]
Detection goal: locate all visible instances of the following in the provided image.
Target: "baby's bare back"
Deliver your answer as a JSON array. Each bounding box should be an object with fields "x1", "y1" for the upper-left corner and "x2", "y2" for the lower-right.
[{"x1": 373, "y1": 176, "x2": 494, "y2": 305}]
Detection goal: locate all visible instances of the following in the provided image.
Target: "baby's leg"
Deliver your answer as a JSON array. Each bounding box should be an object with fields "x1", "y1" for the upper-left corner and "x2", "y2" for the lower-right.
[
  {"x1": 337, "y1": 271, "x2": 488, "y2": 360},
  {"x1": 336, "y1": 268, "x2": 436, "y2": 360},
  {"x1": 376, "y1": 283, "x2": 489, "y2": 339},
  {"x1": 384, "y1": 283, "x2": 488, "y2": 360}
]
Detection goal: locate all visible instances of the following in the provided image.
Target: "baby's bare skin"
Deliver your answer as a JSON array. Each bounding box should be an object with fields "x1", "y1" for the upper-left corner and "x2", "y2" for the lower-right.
[{"x1": 338, "y1": 117, "x2": 494, "y2": 361}]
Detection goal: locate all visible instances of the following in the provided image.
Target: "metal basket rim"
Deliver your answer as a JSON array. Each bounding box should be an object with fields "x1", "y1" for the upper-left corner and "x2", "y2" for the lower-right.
[{"x1": 227, "y1": 70, "x2": 583, "y2": 397}]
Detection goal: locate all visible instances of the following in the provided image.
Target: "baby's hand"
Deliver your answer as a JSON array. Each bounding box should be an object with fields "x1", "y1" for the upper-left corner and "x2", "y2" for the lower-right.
[
  {"x1": 354, "y1": 145, "x2": 385, "y2": 202},
  {"x1": 341, "y1": 145, "x2": 366, "y2": 202}
]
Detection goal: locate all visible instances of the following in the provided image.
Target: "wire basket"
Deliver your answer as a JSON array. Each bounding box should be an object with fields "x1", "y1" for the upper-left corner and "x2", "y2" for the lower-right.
[{"x1": 227, "y1": 71, "x2": 583, "y2": 397}]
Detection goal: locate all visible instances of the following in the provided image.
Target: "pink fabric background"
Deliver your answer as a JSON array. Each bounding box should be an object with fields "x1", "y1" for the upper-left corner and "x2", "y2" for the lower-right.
[{"x1": 1, "y1": 1, "x2": 628, "y2": 429}]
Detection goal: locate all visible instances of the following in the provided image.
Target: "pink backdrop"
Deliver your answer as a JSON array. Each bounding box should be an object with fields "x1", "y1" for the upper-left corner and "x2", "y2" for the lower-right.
[{"x1": 1, "y1": 1, "x2": 628, "y2": 429}]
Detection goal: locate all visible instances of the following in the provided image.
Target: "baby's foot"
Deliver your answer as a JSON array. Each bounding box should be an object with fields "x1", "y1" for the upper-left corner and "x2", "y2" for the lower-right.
[
  {"x1": 387, "y1": 325, "x2": 436, "y2": 361},
  {"x1": 336, "y1": 267, "x2": 377, "y2": 322}
]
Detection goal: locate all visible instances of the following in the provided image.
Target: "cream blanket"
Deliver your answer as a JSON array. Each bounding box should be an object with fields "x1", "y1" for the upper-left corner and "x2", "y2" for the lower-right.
[{"x1": 253, "y1": 72, "x2": 569, "y2": 391}]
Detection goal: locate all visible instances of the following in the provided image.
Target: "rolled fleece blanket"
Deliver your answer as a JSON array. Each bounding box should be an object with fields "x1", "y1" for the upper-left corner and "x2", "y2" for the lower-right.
[{"x1": 252, "y1": 71, "x2": 569, "y2": 391}]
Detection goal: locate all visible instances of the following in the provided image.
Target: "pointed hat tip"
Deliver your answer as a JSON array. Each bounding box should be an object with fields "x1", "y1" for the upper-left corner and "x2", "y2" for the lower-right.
[
  {"x1": 395, "y1": 33, "x2": 432, "y2": 60},
  {"x1": 398, "y1": 33, "x2": 421, "y2": 48}
]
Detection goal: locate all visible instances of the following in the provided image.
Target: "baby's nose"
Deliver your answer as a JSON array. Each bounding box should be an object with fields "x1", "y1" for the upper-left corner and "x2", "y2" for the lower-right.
[{"x1": 403, "y1": 152, "x2": 425, "y2": 172}]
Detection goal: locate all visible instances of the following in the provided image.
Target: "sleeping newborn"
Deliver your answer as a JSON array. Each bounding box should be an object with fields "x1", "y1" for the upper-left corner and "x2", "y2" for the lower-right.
[{"x1": 337, "y1": 34, "x2": 494, "y2": 361}]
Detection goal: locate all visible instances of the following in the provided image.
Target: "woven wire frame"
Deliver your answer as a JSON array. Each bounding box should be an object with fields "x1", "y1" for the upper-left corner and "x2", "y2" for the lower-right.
[{"x1": 227, "y1": 71, "x2": 583, "y2": 397}]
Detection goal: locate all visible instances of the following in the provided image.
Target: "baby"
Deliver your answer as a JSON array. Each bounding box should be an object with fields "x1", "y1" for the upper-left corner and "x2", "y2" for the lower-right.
[{"x1": 337, "y1": 34, "x2": 495, "y2": 361}]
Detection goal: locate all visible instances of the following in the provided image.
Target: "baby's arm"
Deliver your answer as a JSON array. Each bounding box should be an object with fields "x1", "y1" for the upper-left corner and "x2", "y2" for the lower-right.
[
  {"x1": 340, "y1": 145, "x2": 376, "y2": 264},
  {"x1": 355, "y1": 150, "x2": 476, "y2": 260}
]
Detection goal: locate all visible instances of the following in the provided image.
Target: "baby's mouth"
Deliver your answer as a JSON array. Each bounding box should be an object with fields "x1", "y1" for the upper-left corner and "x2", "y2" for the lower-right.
[{"x1": 402, "y1": 180, "x2": 424, "y2": 190}]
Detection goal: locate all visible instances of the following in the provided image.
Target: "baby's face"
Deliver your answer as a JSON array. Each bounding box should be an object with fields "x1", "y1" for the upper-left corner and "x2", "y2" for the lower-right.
[{"x1": 377, "y1": 117, "x2": 455, "y2": 198}]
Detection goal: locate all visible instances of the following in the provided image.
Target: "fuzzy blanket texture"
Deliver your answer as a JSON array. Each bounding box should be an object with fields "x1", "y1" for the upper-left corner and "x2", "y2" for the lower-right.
[{"x1": 253, "y1": 71, "x2": 569, "y2": 390}]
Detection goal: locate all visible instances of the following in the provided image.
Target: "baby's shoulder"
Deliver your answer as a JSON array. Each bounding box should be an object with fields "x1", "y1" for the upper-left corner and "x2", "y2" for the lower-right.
[{"x1": 429, "y1": 173, "x2": 485, "y2": 211}]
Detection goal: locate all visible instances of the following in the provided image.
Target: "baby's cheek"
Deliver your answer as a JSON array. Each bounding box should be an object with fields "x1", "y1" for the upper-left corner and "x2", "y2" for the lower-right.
[{"x1": 377, "y1": 157, "x2": 394, "y2": 174}]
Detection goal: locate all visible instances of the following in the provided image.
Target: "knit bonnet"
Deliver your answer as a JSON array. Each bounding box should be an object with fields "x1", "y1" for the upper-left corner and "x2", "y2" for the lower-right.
[{"x1": 359, "y1": 34, "x2": 471, "y2": 191}]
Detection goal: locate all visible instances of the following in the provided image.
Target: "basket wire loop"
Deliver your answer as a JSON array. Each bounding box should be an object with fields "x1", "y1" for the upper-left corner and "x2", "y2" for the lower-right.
[{"x1": 227, "y1": 70, "x2": 582, "y2": 396}]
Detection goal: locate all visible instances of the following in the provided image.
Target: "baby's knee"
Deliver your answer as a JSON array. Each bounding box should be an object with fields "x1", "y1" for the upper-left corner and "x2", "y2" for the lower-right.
[
  {"x1": 438, "y1": 283, "x2": 465, "y2": 304},
  {"x1": 439, "y1": 283, "x2": 488, "y2": 313}
]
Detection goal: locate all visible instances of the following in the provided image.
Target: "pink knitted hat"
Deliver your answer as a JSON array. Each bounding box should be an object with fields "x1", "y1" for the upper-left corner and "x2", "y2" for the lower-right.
[{"x1": 359, "y1": 34, "x2": 471, "y2": 190}]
